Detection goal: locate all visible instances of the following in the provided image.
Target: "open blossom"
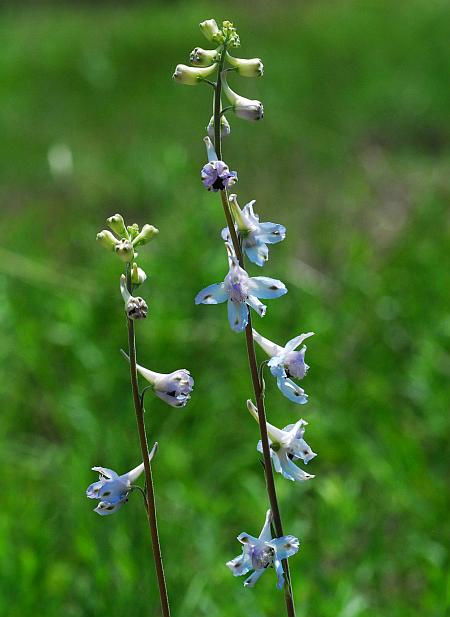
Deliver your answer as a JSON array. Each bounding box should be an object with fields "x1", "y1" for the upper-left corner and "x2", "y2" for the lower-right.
[
  {"x1": 195, "y1": 243, "x2": 287, "y2": 332},
  {"x1": 122, "y1": 351, "x2": 194, "y2": 407},
  {"x1": 86, "y1": 444, "x2": 157, "y2": 516},
  {"x1": 222, "y1": 194, "x2": 286, "y2": 266},
  {"x1": 253, "y1": 329, "x2": 314, "y2": 404},
  {"x1": 226, "y1": 510, "x2": 299, "y2": 589},
  {"x1": 247, "y1": 400, "x2": 316, "y2": 482},
  {"x1": 201, "y1": 136, "x2": 237, "y2": 191}
]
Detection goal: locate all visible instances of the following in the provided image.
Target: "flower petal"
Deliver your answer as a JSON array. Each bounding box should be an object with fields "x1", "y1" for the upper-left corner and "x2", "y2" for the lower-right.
[
  {"x1": 273, "y1": 556, "x2": 285, "y2": 589},
  {"x1": 252, "y1": 329, "x2": 284, "y2": 357},
  {"x1": 94, "y1": 499, "x2": 127, "y2": 516},
  {"x1": 227, "y1": 299, "x2": 248, "y2": 332},
  {"x1": 195, "y1": 283, "x2": 228, "y2": 305},
  {"x1": 97, "y1": 478, "x2": 129, "y2": 504},
  {"x1": 92, "y1": 467, "x2": 119, "y2": 480},
  {"x1": 226, "y1": 554, "x2": 252, "y2": 577},
  {"x1": 257, "y1": 222, "x2": 286, "y2": 244},
  {"x1": 284, "y1": 332, "x2": 314, "y2": 352},
  {"x1": 237, "y1": 532, "x2": 260, "y2": 546},
  {"x1": 268, "y1": 536, "x2": 300, "y2": 560},
  {"x1": 86, "y1": 480, "x2": 104, "y2": 499},
  {"x1": 246, "y1": 295, "x2": 266, "y2": 317},
  {"x1": 277, "y1": 450, "x2": 315, "y2": 482},
  {"x1": 243, "y1": 568, "x2": 266, "y2": 588},
  {"x1": 247, "y1": 276, "x2": 287, "y2": 299},
  {"x1": 276, "y1": 375, "x2": 308, "y2": 404},
  {"x1": 258, "y1": 509, "x2": 273, "y2": 543},
  {"x1": 244, "y1": 242, "x2": 269, "y2": 267}
]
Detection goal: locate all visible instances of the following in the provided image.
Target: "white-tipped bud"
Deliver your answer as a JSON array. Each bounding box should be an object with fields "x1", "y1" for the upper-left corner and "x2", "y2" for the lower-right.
[
  {"x1": 199, "y1": 19, "x2": 222, "y2": 43},
  {"x1": 107, "y1": 214, "x2": 128, "y2": 238},
  {"x1": 120, "y1": 274, "x2": 148, "y2": 320},
  {"x1": 96, "y1": 230, "x2": 119, "y2": 251},
  {"x1": 131, "y1": 262, "x2": 147, "y2": 286},
  {"x1": 190, "y1": 47, "x2": 219, "y2": 67},
  {"x1": 173, "y1": 63, "x2": 217, "y2": 86},
  {"x1": 226, "y1": 53, "x2": 264, "y2": 77},
  {"x1": 207, "y1": 114, "x2": 231, "y2": 139},
  {"x1": 221, "y1": 72, "x2": 264, "y2": 121},
  {"x1": 132, "y1": 224, "x2": 159, "y2": 247},
  {"x1": 114, "y1": 239, "x2": 134, "y2": 263}
]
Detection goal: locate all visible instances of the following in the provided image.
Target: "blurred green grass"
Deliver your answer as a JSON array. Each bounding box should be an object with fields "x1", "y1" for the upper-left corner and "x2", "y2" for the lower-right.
[{"x1": 0, "y1": 1, "x2": 449, "y2": 616}]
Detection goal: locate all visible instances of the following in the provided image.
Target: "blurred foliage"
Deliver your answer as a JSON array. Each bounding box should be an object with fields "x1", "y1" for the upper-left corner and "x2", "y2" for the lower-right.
[{"x1": 0, "y1": 1, "x2": 449, "y2": 616}]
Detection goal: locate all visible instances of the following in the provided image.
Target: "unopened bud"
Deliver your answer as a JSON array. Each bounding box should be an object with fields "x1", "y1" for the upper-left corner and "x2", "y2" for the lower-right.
[
  {"x1": 107, "y1": 214, "x2": 128, "y2": 238},
  {"x1": 96, "y1": 230, "x2": 119, "y2": 251},
  {"x1": 132, "y1": 224, "x2": 159, "y2": 247},
  {"x1": 114, "y1": 239, "x2": 134, "y2": 263},
  {"x1": 190, "y1": 47, "x2": 219, "y2": 67},
  {"x1": 199, "y1": 19, "x2": 222, "y2": 43},
  {"x1": 127, "y1": 224, "x2": 140, "y2": 240},
  {"x1": 207, "y1": 114, "x2": 231, "y2": 139},
  {"x1": 173, "y1": 63, "x2": 217, "y2": 86},
  {"x1": 222, "y1": 72, "x2": 264, "y2": 121},
  {"x1": 226, "y1": 53, "x2": 264, "y2": 77},
  {"x1": 131, "y1": 262, "x2": 147, "y2": 285}
]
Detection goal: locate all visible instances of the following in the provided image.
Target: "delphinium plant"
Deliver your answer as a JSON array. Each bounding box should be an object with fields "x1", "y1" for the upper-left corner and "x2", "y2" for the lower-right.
[
  {"x1": 87, "y1": 216, "x2": 194, "y2": 617},
  {"x1": 174, "y1": 19, "x2": 317, "y2": 616}
]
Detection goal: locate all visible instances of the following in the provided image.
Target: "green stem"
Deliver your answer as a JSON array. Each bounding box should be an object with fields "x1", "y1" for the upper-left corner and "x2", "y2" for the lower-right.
[
  {"x1": 125, "y1": 265, "x2": 171, "y2": 617},
  {"x1": 214, "y1": 60, "x2": 296, "y2": 617}
]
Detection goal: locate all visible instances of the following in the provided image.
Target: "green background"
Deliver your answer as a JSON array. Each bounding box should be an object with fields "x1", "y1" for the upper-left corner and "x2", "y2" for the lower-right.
[{"x1": 1, "y1": 1, "x2": 449, "y2": 616}]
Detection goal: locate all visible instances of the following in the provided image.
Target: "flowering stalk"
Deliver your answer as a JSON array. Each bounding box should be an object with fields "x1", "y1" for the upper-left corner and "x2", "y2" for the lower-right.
[
  {"x1": 125, "y1": 263, "x2": 171, "y2": 617},
  {"x1": 213, "y1": 32, "x2": 296, "y2": 617}
]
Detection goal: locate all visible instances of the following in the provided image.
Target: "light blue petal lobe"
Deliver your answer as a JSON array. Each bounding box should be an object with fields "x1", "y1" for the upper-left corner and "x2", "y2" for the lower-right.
[
  {"x1": 221, "y1": 226, "x2": 231, "y2": 242},
  {"x1": 94, "y1": 499, "x2": 126, "y2": 516},
  {"x1": 271, "y1": 451, "x2": 283, "y2": 475},
  {"x1": 278, "y1": 451, "x2": 314, "y2": 482},
  {"x1": 246, "y1": 295, "x2": 266, "y2": 317},
  {"x1": 276, "y1": 375, "x2": 308, "y2": 404},
  {"x1": 269, "y1": 536, "x2": 300, "y2": 560},
  {"x1": 268, "y1": 359, "x2": 284, "y2": 376},
  {"x1": 98, "y1": 478, "x2": 129, "y2": 504},
  {"x1": 248, "y1": 277, "x2": 287, "y2": 299},
  {"x1": 258, "y1": 510, "x2": 273, "y2": 542},
  {"x1": 243, "y1": 569, "x2": 266, "y2": 588},
  {"x1": 86, "y1": 481, "x2": 104, "y2": 499},
  {"x1": 257, "y1": 222, "x2": 286, "y2": 244},
  {"x1": 228, "y1": 300, "x2": 248, "y2": 332},
  {"x1": 237, "y1": 533, "x2": 260, "y2": 546},
  {"x1": 92, "y1": 467, "x2": 119, "y2": 480},
  {"x1": 285, "y1": 332, "x2": 314, "y2": 352},
  {"x1": 244, "y1": 242, "x2": 268, "y2": 267},
  {"x1": 226, "y1": 554, "x2": 252, "y2": 577},
  {"x1": 195, "y1": 283, "x2": 227, "y2": 305},
  {"x1": 274, "y1": 558, "x2": 285, "y2": 589}
]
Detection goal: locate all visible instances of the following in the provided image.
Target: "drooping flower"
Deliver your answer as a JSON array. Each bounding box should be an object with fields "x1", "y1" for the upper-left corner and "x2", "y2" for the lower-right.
[
  {"x1": 226, "y1": 510, "x2": 300, "y2": 589},
  {"x1": 120, "y1": 274, "x2": 148, "y2": 320},
  {"x1": 221, "y1": 194, "x2": 286, "y2": 266},
  {"x1": 121, "y1": 351, "x2": 194, "y2": 407},
  {"x1": 195, "y1": 243, "x2": 287, "y2": 332},
  {"x1": 226, "y1": 52, "x2": 264, "y2": 77},
  {"x1": 86, "y1": 443, "x2": 157, "y2": 516},
  {"x1": 221, "y1": 71, "x2": 263, "y2": 121},
  {"x1": 253, "y1": 329, "x2": 314, "y2": 404},
  {"x1": 201, "y1": 136, "x2": 237, "y2": 191},
  {"x1": 173, "y1": 63, "x2": 218, "y2": 86},
  {"x1": 247, "y1": 400, "x2": 316, "y2": 482}
]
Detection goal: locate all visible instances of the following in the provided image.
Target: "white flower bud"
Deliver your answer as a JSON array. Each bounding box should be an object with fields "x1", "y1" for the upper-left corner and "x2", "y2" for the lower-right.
[
  {"x1": 107, "y1": 214, "x2": 128, "y2": 238},
  {"x1": 96, "y1": 230, "x2": 119, "y2": 251},
  {"x1": 132, "y1": 224, "x2": 159, "y2": 247},
  {"x1": 131, "y1": 262, "x2": 147, "y2": 286},
  {"x1": 173, "y1": 63, "x2": 217, "y2": 86},
  {"x1": 221, "y1": 72, "x2": 264, "y2": 121},
  {"x1": 226, "y1": 53, "x2": 264, "y2": 77},
  {"x1": 114, "y1": 239, "x2": 134, "y2": 263},
  {"x1": 199, "y1": 19, "x2": 222, "y2": 43},
  {"x1": 207, "y1": 114, "x2": 231, "y2": 139},
  {"x1": 190, "y1": 47, "x2": 219, "y2": 67}
]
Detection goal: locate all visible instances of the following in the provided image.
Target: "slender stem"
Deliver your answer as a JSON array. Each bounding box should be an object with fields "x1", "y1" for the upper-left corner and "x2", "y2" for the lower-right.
[
  {"x1": 126, "y1": 265, "x2": 171, "y2": 617},
  {"x1": 214, "y1": 60, "x2": 296, "y2": 617}
]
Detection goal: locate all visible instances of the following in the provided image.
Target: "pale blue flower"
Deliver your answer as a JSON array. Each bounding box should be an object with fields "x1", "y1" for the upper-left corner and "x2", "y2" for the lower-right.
[
  {"x1": 226, "y1": 510, "x2": 299, "y2": 589},
  {"x1": 86, "y1": 444, "x2": 157, "y2": 516},
  {"x1": 201, "y1": 136, "x2": 237, "y2": 192},
  {"x1": 253, "y1": 329, "x2": 314, "y2": 404},
  {"x1": 222, "y1": 194, "x2": 286, "y2": 266},
  {"x1": 247, "y1": 400, "x2": 316, "y2": 482},
  {"x1": 195, "y1": 243, "x2": 287, "y2": 332}
]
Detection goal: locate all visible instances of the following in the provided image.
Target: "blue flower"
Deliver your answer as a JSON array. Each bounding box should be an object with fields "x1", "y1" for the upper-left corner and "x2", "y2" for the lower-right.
[
  {"x1": 86, "y1": 444, "x2": 157, "y2": 516},
  {"x1": 195, "y1": 243, "x2": 287, "y2": 332},
  {"x1": 226, "y1": 510, "x2": 300, "y2": 589},
  {"x1": 247, "y1": 400, "x2": 316, "y2": 482},
  {"x1": 222, "y1": 194, "x2": 286, "y2": 266},
  {"x1": 201, "y1": 136, "x2": 237, "y2": 192},
  {"x1": 253, "y1": 329, "x2": 314, "y2": 404}
]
